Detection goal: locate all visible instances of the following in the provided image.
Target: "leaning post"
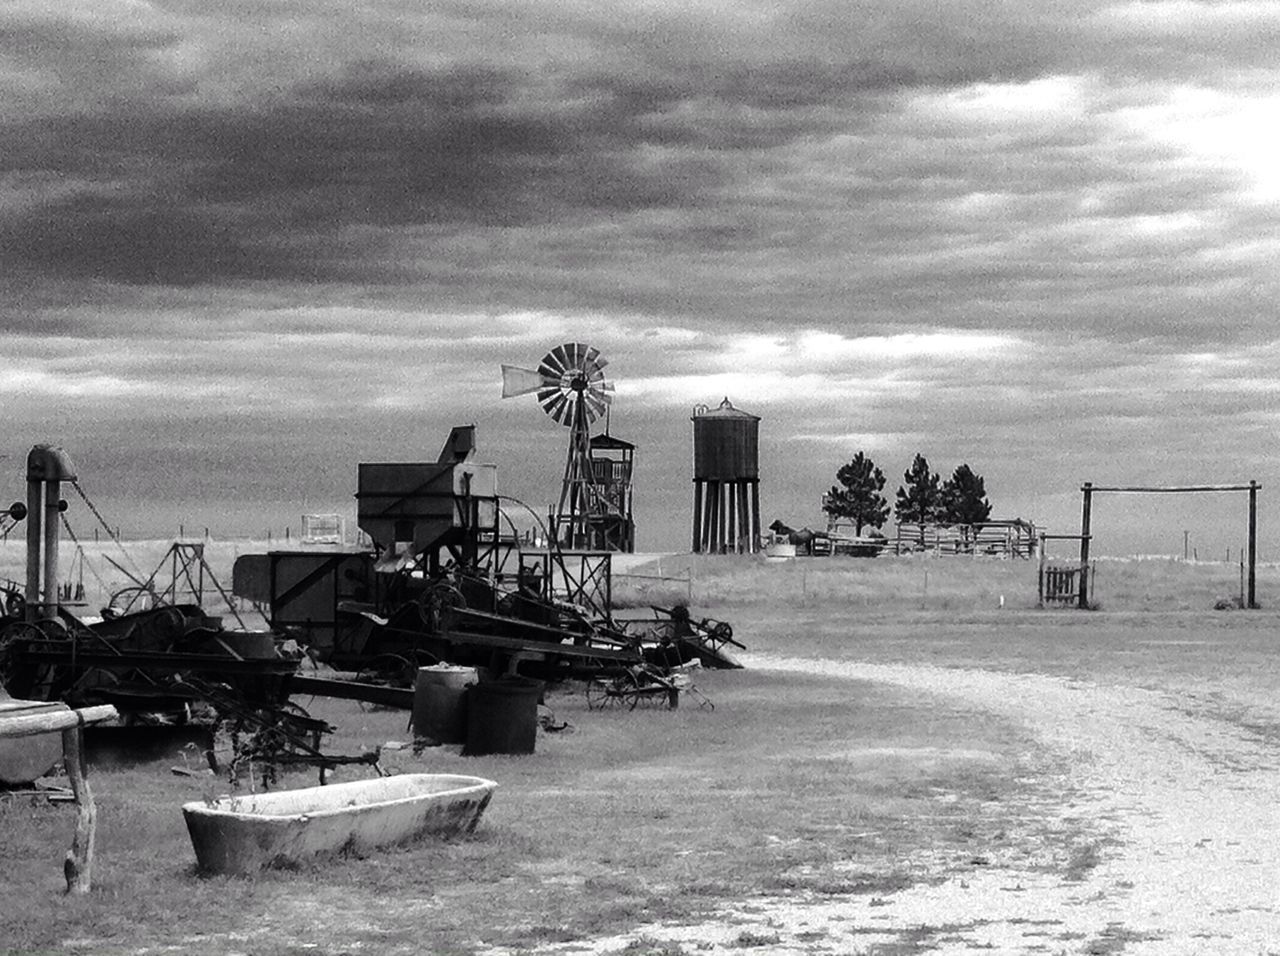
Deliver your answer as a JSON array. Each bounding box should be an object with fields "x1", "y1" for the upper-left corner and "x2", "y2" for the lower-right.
[
  {"x1": 1248, "y1": 480, "x2": 1258, "y2": 609},
  {"x1": 1079, "y1": 482, "x2": 1093, "y2": 609}
]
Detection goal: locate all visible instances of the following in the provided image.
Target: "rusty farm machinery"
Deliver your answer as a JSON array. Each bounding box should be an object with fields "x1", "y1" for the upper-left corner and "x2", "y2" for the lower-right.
[
  {"x1": 233, "y1": 426, "x2": 741, "y2": 705},
  {"x1": 2, "y1": 419, "x2": 741, "y2": 784},
  {"x1": 0, "y1": 446, "x2": 351, "y2": 786}
]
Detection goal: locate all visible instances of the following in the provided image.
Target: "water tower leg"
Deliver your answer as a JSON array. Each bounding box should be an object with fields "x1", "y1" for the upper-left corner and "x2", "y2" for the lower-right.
[
  {"x1": 706, "y1": 480, "x2": 719, "y2": 554},
  {"x1": 712, "y1": 481, "x2": 724, "y2": 553},
  {"x1": 692, "y1": 481, "x2": 704, "y2": 553},
  {"x1": 732, "y1": 486, "x2": 742, "y2": 552},
  {"x1": 750, "y1": 482, "x2": 760, "y2": 553}
]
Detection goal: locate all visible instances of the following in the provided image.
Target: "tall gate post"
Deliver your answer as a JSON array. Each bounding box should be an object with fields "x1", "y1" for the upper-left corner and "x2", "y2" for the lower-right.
[
  {"x1": 1078, "y1": 482, "x2": 1093, "y2": 609},
  {"x1": 1248, "y1": 480, "x2": 1258, "y2": 609}
]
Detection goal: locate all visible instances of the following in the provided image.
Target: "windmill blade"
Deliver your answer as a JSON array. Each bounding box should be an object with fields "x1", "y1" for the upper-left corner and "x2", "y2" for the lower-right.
[
  {"x1": 537, "y1": 385, "x2": 566, "y2": 408},
  {"x1": 539, "y1": 347, "x2": 569, "y2": 379},
  {"x1": 586, "y1": 379, "x2": 615, "y2": 399},
  {"x1": 553, "y1": 394, "x2": 579, "y2": 426},
  {"x1": 581, "y1": 342, "x2": 604, "y2": 373},
  {"x1": 538, "y1": 388, "x2": 572, "y2": 425},
  {"x1": 501, "y1": 365, "x2": 553, "y2": 399},
  {"x1": 583, "y1": 390, "x2": 608, "y2": 422},
  {"x1": 546, "y1": 343, "x2": 577, "y2": 378}
]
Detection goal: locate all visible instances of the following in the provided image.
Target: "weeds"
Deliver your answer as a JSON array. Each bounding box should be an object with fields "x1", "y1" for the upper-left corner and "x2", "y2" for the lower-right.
[
  {"x1": 618, "y1": 937, "x2": 690, "y2": 955},
  {"x1": 731, "y1": 929, "x2": 782, "y2": 947}
]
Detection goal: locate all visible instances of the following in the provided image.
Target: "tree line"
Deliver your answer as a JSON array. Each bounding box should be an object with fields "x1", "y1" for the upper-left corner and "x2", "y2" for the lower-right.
[{"x1": 823, "y1": 452, "x2": 992, "y2": 536}]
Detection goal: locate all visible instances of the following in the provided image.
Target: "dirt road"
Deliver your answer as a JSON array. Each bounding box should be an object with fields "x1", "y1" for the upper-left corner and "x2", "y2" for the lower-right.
[{"x1": 525, "y1": 653, "x2": 1280, "y2": 954}]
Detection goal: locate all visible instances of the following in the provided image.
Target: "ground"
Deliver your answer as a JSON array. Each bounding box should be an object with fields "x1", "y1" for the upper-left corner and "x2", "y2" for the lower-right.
[
  {"x1": 7, "y1": 554, "x2": 1280, "y2": 955},
  {"x1": 484, "y1": 609, "x2": 1280, "y2": 955}
]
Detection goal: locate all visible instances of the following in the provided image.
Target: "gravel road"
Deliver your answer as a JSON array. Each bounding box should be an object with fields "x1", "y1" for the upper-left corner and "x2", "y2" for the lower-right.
[{"x1": 514, "y1": 652, "x2": 1280, "y2": 955}]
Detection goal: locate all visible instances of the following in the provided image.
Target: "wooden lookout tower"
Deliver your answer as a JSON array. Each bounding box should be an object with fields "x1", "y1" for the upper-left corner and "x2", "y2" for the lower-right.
[
  {"x1": 587, "y1": 433, "x2": 635, "y2": 552},
  {"x1": 692, "y1": 398, "x2": 761, "y2": 554}
]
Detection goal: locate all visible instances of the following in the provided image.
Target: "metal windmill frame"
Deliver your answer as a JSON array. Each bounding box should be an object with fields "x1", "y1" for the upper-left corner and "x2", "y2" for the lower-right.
[{"x1": 502, "y1": 342, "x2": 616, "y2": 550}]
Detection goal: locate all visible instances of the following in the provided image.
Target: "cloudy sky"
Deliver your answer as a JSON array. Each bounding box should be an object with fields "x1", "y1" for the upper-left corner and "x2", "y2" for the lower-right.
[{"x1": 3, "y1": 0, "x2": 1277, "y2": 558}]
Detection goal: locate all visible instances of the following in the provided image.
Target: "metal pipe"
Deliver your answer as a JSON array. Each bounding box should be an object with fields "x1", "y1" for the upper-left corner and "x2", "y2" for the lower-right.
[
  {"x1": 43, "y1": 480, "x2": 61, "y2": 620},
  {"x1": 25, "y1": 478, "x2": 41, "y2": 621}
]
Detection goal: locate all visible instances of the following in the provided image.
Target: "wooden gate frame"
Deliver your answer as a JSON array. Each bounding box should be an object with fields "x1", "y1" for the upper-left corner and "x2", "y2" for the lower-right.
[
  {"x1": 1078, "y1": 482, "x2": 1260, "y2": 610},
  {"x1": 1038, "y1": 532, "x2": 1090, "y2": 607}
]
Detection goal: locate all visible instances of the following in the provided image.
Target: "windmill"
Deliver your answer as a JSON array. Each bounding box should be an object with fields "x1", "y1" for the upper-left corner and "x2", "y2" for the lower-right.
[{"x1": 502, "y1": 343, "x2": 633, "y2": 551}]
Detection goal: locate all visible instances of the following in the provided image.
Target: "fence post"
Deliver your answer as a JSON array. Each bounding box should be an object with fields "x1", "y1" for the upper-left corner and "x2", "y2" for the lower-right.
[{"x1": 1078, "y1": 483, "x2": 1093, "y2": 609}]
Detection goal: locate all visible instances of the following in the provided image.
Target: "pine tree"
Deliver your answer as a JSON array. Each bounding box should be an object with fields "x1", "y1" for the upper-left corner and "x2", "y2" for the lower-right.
[
  {"x1": 941, "y1": 464, "x2": 992, "y2": 549},
  {"x1": 894, "y1": 453, "x2": 944, "y2": 542},
  {"x1": 823, "y1": 452, "x2": 890, "y2": 535}
]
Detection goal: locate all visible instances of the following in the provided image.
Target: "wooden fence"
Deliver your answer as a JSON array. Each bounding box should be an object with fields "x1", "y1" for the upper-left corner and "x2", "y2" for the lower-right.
[
  {"x1": 1039, "y1": 565, "x2": 1082, "y2": 605},
  {"x1": 891, "y1": 521, "x2": 1039, "y2": 559}
]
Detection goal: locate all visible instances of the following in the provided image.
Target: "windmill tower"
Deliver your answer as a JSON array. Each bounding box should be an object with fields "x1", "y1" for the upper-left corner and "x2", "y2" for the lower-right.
[{"x1": 502, "y1": 343, "x2": 634, "y2": 551}]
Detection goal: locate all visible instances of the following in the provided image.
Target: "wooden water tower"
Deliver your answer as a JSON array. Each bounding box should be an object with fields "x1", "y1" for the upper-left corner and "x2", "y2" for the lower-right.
[{"x1": 692, "y1": 398, "x2": 761, "y2": 553}]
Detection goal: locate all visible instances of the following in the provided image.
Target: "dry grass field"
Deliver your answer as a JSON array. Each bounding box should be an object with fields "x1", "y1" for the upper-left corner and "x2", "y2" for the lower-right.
[{"x1": 4, "y1": 544, "x2": 1280, "y2": 954}]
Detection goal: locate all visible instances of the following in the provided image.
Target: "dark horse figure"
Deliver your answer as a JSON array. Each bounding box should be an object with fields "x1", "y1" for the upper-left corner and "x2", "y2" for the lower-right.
[{"x1": 768, "y1": 520, "x2": 831, "y2": 555}]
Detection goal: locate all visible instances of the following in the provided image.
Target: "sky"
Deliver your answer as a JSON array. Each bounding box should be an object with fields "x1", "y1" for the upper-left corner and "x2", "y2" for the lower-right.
[{"x1": 3, "y1": 0, "x2": 1278, "y2": 559}]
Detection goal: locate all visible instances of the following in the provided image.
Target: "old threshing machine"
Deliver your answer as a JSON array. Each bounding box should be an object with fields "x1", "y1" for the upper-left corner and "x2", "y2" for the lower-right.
[{"x1": 233, "y1": 427, "x2": 644, "y2": 684}]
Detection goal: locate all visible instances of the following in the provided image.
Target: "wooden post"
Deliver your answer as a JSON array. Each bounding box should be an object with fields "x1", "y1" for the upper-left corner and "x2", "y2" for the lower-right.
[
  {"x1": 0, "y1": 704, "x2": 115, "y2": 894},
  {"x1": 707, "y1": 480, "x2": 720, "y2": 554},
  {"x1": 1248, "y1": 480, "x2": 1258, "y2": 609},
  {"x1": 1079, "y1": 482, "x2": 1093, "y2": 609},
  {"x1": 727, "y1": 481, "x2": 737, "y2": 557},
  {"x1": 61, "y1": 722, "x2": 95, "y2": 894},
  {"x1": 750, "y1": 481, "x2": 761, "y2": 553}
]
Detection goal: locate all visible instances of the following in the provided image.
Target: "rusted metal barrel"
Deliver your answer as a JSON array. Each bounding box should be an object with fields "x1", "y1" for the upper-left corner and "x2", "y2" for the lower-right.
[{"x1": 412, "y1": 665, "x2": 477, "y2": 745}]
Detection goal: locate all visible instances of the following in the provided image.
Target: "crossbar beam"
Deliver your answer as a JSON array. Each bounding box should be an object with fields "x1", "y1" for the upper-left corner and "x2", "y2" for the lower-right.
[
  {"x1": 1083, "y1": 484, "x2": 1261, "y2": 493},
  {"x1": 1078, "y1": 479, "x2": 1259, "y2": 609}
]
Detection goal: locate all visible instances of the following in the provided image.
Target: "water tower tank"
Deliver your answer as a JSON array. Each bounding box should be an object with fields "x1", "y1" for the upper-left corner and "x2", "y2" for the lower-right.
[
  {"x1": 692, "y1": 397, "x2": 760, "y2": 481},
  {"x1": 691, "y1": 398, "x2": 761, "y2": 554}
]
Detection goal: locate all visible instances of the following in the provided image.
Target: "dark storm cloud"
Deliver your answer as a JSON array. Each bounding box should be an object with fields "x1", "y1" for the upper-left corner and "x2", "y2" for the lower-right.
[
  {"x1": 1, "y1": 62, "x2": 732, "y2": 284},
  {"x1": 0, "y1": 0, "x2": 1097, "y2": 289}
]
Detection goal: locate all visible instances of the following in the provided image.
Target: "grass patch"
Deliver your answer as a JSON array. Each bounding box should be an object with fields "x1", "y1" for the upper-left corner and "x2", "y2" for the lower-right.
[{"x1": 2, "y1": 667, "x2": 1038, "y2": 955}]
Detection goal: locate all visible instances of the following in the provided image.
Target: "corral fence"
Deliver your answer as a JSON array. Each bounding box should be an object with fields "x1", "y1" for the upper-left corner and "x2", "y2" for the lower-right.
[{"x1": 891, "y1": 520, "x2": 1039, "y2": 558}]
